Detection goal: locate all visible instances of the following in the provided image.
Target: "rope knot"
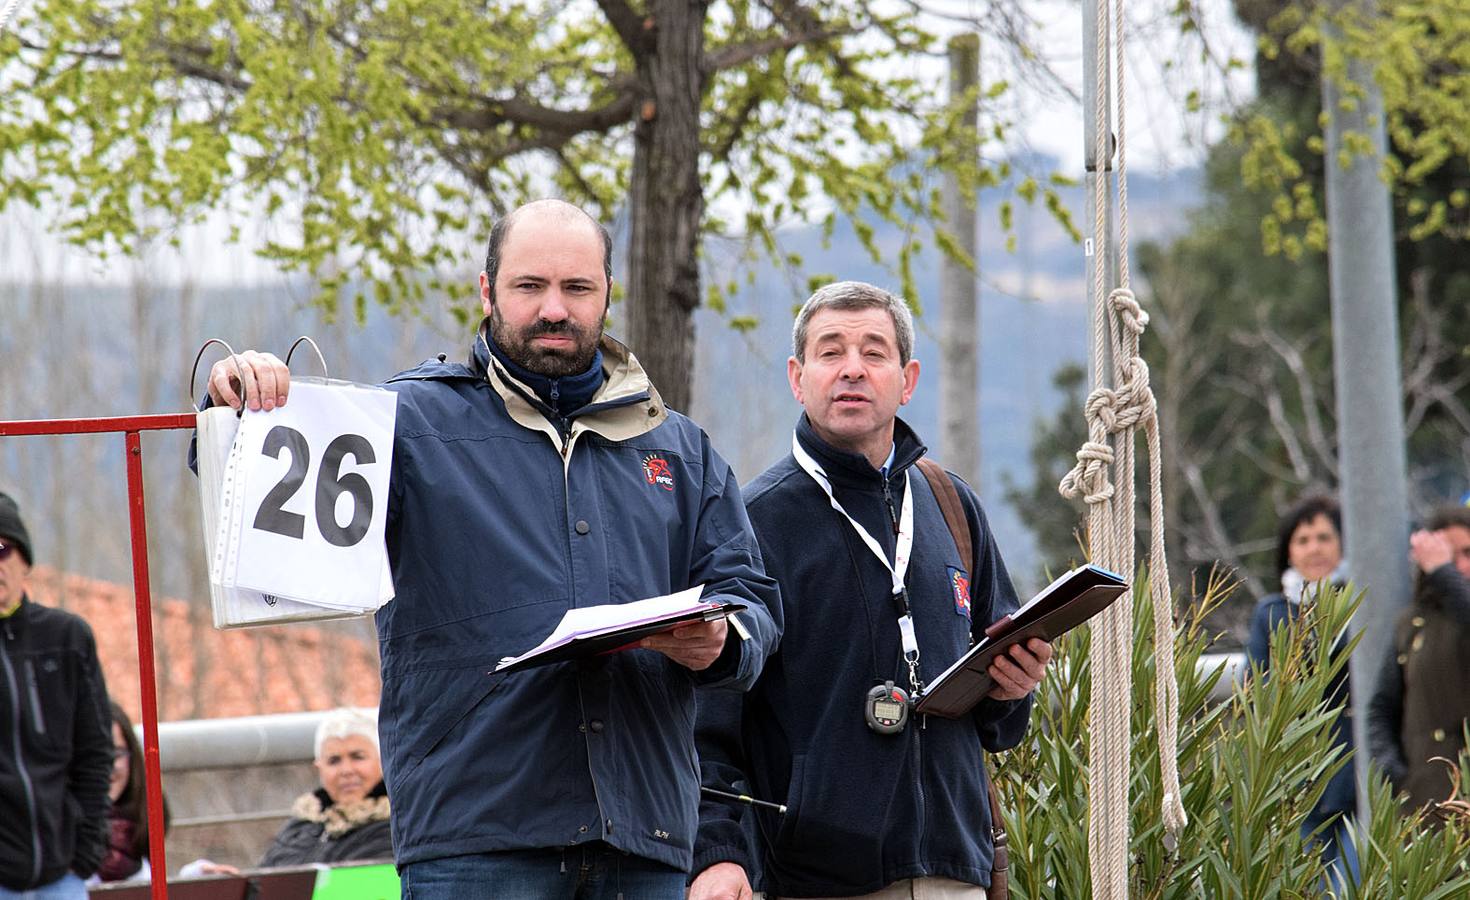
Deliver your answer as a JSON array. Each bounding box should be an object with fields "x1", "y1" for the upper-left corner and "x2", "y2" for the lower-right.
[
  {"x1": 1059, "y1": 440, "x2": 1115, "y2": 506},
  {"x1": 1114, "y1": 357, "x2": 1156, "y2": 428},
  {"x1": 1109, "y1": 288, "x2": 1148, "y2": 334},
  {"x1": 1084, "y1": 386, "x2": 1120, "y2": 432}
]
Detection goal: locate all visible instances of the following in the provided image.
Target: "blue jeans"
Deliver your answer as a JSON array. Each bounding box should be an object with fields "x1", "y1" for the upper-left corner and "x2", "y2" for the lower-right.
[
  {"x1": 399, "y1": 842, "x2": 686, "y2": 900},
  {"x1": 0, "y1": 873, "x2": 87, "y2": 900}
]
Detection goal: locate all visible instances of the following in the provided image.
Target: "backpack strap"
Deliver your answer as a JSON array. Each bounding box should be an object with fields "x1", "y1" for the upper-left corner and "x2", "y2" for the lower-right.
[{"x1": 914, "y1": 457, "x2": 1009, "y2": 900}]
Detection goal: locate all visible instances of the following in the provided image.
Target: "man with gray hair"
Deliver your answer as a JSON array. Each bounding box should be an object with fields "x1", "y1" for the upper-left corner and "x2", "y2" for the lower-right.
[{"x1": 690, "y1": 282, "x2": 1051, "y2": 899}]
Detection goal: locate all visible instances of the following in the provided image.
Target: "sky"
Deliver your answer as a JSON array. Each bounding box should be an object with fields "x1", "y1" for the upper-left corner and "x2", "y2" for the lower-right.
[{"x1": 0, "y1": 0, "x2": 1256, "y2": 286}]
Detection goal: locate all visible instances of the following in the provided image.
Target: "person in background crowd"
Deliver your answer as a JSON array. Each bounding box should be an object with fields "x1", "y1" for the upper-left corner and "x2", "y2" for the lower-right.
[
  {"x1": 1245, "y1": 494, "x2": 1357, "y2": 887},
  {"x1": 260, "y1": 707, "x2": 392, "y2": 867},
  {"x1": 0, "y1": 490, "x2": 113, "y2": 900},
  {"x1": 186, "y1": 707, "x2": 392, "y2": 874},
  {"x1": 1368, "y1": 503, "x2": 1470, "y2": 814},
  {"x1": 92, "y1": 702, "x2": 170, "y2": 884}
]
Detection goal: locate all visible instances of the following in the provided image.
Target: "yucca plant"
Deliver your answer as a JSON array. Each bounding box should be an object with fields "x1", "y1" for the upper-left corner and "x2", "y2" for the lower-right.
[{"x1": 997, "y1": 568, "x2": 1470, "y2": 899}]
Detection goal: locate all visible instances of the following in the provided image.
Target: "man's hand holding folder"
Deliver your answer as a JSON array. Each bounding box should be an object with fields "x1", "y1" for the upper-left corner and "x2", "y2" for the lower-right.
[
  {"x1": 640, "y1": 618, "x2": 729, "y2": 671},
  {"x1": 494, "y1": 586, "x2": 749, "y2": 675},
  {"x1": 914, "y1": 564, "x2": 1129, "y2": 718},
  {"x1": 985, "y1": 638, "x2": 1053, "y2": 701}
]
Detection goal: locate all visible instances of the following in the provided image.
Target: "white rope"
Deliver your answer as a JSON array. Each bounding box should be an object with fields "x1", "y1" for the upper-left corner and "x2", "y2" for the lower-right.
[
  {"x1": 0, "y1": 0, "x2": 24, "y2": 33},
  {"x1": 1060, "y1": 0, "x2": 1187, "y2": 896}
]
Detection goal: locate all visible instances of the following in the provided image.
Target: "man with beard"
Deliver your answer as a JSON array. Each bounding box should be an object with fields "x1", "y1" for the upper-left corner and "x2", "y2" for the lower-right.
[{"x1": 202, "y1": 199, "x2": 781, "y2": 899}]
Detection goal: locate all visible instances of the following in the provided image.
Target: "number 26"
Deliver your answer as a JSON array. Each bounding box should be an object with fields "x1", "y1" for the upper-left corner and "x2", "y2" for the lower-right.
[{"x1": 252, "y1": 426, "x2": 375, "y2": 547}]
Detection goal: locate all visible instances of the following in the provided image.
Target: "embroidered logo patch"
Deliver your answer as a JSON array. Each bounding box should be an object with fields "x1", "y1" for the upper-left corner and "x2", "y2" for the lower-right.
[
  {"x1": 642, "y1": 454, "x2": 675, "y2": 491},
  {"x1": 948, "y1": 566, "x2": 972, "y2": 620}
]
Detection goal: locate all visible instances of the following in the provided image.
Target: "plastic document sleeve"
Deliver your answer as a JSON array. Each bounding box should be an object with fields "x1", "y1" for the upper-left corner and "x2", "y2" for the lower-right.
[{"x1": 913, "y1": 564, "x2": 1129, "y2": 719}]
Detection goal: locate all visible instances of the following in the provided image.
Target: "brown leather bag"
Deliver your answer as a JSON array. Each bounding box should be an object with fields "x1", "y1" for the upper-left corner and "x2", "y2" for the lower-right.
[{"x1": 915, "y1": 457, "x2": 1009, "y2": 900}]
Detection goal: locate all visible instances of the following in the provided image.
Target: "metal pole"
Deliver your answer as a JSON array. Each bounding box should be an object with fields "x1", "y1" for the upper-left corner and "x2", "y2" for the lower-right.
[
  {"x1": 124, "y1": 430, "x2": 170, "y2": 900},
  {"x1": 1322, "y1": 3, "x2": 1409, "y2": 820},
  {"x1": 1082, "y1": 0, "x2": 1117, "y2": 393},
  {"x1": 940, "y1": 34, "x2": 981, "y2": 489}
]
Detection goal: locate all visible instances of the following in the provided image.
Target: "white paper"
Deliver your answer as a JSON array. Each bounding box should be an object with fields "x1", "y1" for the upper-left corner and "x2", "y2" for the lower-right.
[
  {"x1": 221, "y1": 379, "x2": 396, "y2": 610},
  {"x1": 496, "y1": 585, "x2": 708, "y2": 670},
  {"x1": 198, "y1": 406, "x2": 359, "y2": 627}
]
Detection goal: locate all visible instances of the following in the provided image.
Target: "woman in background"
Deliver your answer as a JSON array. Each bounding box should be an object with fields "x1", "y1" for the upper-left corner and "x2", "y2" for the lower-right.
[
  {"x1": 1246, "y1": 494, "x2": 1358, "y2": 888},
  {"x1": 186, "y1": 707, "x2": 391, "y2": 874},
  {"x1": 94, "y1": 702, "x2": 168, "y2": 883},
  {"x1": 258, "y1": 707, "x2": 391, "y2": 866}
]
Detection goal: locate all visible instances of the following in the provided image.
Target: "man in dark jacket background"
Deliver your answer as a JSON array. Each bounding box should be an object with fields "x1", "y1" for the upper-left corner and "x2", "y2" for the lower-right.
[
  {"x1": 203, "y1": 200, "x2": 782, "y2": 899},
  {"x1": 1367, "y1": 503, "x2": 1470, "y2": 814},
  {"x1": 0, "y1": 491, "x2": 113, "y2": 899},
  {"x1": 689, "y1": 282, "x2": 1051, "y2": 900}
]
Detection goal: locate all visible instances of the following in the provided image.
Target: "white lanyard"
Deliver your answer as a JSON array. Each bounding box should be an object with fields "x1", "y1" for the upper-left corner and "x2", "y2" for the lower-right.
[{"x1": 791, "y1": 433, "x2": 921, "y2": 663}]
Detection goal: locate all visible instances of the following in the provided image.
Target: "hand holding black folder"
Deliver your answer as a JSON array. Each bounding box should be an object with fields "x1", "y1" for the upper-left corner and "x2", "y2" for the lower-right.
[
  {"x1": 494, "y1": 586, "x2": 748, "y2": 675},
  {"x1": 913, "y1": 564, "x2": 1128, "y2": 719}
]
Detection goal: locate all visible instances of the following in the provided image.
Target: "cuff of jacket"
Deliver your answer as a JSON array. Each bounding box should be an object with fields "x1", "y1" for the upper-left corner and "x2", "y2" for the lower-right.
[
  {"x1": 72, "y1": 838, "x2": 104, "y2": 879},
  {"x1": 689, "y1": 842, "x2": 752, "y2": 883},
  {"x1": 692, "y1": 625, "x2": 744, "y2": 687}
]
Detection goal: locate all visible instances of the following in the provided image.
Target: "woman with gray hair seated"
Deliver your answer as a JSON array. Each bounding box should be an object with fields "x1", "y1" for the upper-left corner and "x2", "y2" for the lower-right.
[
  {"x1": 259, "y1": 707, "x2": 392, "y2": 867},
  {"x1": 185, "y1": 708, "x2": 392, "y2": 874}
]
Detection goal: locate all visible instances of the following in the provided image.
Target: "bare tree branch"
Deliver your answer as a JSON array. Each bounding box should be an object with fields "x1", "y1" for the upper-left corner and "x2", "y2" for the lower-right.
[
  {"x1": 596, "y1": 0, "x2": 653, "y2": 58},
  {"x1": 1181, "y1": 458, "x2": 1268, "y2": 602},
  {"x1": 1235, "y1": 325, "x2": 1338, "y2": 479},
  {"x1": 705, "y1": 25, "x2": 861, "y2": 74}
]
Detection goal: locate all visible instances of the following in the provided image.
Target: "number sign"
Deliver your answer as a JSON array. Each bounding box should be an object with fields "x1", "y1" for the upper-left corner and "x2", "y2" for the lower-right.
[{"x1": 214, "y1": 379, "x2": 396, "y2": 611}]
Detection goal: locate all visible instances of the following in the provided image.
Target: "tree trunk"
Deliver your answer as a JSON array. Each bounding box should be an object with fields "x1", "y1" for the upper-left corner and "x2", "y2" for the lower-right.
[{"x1": 625, "y1": 0, "x2": 707, "y2": 412}]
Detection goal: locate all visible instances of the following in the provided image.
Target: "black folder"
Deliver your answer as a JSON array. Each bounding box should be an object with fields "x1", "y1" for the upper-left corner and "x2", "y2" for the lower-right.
[
  {"x1": 494, "y1": 601, "x2": 748, "y2": 675},
  {"x1": 913, "y1": 564, "x2": 1128, "y2": 719}
]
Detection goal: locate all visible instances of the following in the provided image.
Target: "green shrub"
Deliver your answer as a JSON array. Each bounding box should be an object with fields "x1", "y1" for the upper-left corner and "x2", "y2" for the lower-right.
[{"x1": 996, "y1": 569, "x2": 1470, "y2": 899}]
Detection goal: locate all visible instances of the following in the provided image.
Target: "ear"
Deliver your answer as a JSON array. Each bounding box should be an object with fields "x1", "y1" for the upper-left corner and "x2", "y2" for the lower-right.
[
  {"x1": 479, "y1": 272, "x2": 494, "y2": 318},
  {"x1": 899, "y1": 358, "x2": 920, "y2": 406},
  {"x1": 787, "y1": 356, "x2": 806, "y2": 406}
]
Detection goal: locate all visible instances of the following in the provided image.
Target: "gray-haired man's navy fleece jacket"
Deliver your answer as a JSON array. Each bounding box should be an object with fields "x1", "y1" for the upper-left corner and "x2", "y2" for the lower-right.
[{"x1": 693, "y1": 415, "x2": 1032, "y2": 897}]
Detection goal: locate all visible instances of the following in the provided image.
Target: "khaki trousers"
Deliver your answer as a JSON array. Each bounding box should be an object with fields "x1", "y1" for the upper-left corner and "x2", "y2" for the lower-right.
[{"x1": 756, "y1": 877, "x2": 987, "y2": 899}]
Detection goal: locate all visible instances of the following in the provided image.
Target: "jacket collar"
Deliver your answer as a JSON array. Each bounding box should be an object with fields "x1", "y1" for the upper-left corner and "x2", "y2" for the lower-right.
[
  {"x1": 295, "y1": 781, "x2": 391, "y2": 837},
  {"x1": 479, "y1": 329, "x2": 606, "y2": 417},
  {"x1": 471, "y1": 321, "x2": 669, "y2": 445},
  {"x1": 794, "y1": 413, "x2": 927, "y2": 491},
  {"x1": 1, "y1": 593, "x2": 29, "y2": 639}
]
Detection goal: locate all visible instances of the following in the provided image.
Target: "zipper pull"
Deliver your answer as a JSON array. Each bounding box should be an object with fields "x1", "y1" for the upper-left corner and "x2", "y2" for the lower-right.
[{"x1": 882, "y1": 478, "x2": 900, "y2": 536}]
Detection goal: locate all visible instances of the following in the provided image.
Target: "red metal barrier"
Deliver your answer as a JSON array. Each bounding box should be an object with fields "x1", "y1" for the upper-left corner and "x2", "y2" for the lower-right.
[{"x1": 1, "y1": 412, "x2": 199, "y2": 900}]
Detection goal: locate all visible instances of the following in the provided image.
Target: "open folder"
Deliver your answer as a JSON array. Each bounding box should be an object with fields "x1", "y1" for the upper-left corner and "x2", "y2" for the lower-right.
[
  {"x1": 494, "y1": 585, "x2": 748, "y2": 675},
  {"x1": 913, "y1": 564, "x2": 1129, "y2": 719}
]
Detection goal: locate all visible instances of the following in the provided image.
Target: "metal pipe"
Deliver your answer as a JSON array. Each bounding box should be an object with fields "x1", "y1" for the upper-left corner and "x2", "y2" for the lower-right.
[
  {"x1": 0, "y1": 413, "x2": 196, "y2": 436},
  {"x1": 124, "y1": 430, "x2": 169, "y2": 900}
]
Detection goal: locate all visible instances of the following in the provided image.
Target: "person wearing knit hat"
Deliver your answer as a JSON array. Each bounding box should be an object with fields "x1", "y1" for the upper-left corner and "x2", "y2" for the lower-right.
[
  {"x1": 0, "y1": 490, "x2": 33, "y2": 613},
  {"x1": 0, "y1": 490, "x2": 33, "y2": 563},
  {"x1": 0, "y1": 491, "x2": 113, "y2": 899}
]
